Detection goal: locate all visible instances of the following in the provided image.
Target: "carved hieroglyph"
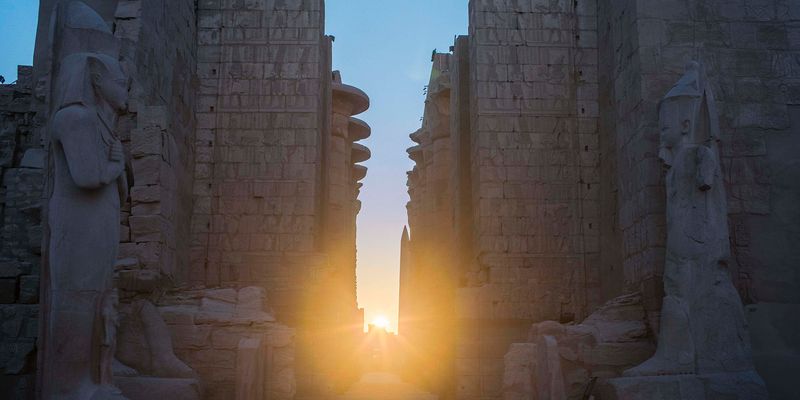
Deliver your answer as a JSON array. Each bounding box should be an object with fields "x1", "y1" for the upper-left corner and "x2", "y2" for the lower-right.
[
  {"x1": 40, "y1": 2, "x2": 130, "y2": 399},
  {"x1": 625, "y1": 62, "x2": 757, "y2": 377}
]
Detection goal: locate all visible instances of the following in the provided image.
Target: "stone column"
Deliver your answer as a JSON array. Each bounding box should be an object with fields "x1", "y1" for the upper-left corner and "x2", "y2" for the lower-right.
[{"x1": 316, "y1": 75, "x2": 370, "y2": 392}]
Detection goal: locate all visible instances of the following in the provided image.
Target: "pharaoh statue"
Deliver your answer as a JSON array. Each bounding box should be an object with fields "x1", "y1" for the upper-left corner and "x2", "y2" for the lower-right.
[
  {"x1": 40, "y1": 2, "x2": 130, "y2": 399},
  {"x1": 624, "y1": 62, "x2": 757, "y2": 377}
]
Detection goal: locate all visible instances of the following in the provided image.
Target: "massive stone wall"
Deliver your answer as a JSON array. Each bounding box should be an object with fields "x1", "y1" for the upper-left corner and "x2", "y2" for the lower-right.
[
  {"x1": 0, "y1": 1, "x2": 369, "y2": 398},
  {"x1": 403, "y1": 0, "x2": 800, "y2": 399},
  {"x1": 462, "y1": 0, "x2": 600, "y2": 323},
  {"x1": 0, "y1": 67, "x2": 40, "y2": 399},
  {"x1": 191, "y1": 0, "x2": 326, "y2": 312},
  {"x1": 458, "y1": 1, "x2": 600, "y2": 398},
  {"x1": 404, "y1": 1, "x2": 602, "y2": 398},
  {"x1": 190, "y1": 0, "x2": 367, "y2": 396},
  {"x1": 116, "y1": 0, "x2": 200, "y2": 285}
]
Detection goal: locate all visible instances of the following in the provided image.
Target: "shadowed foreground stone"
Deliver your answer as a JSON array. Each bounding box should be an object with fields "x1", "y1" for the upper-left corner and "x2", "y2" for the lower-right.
[
  {"x1": 745, "y1": 303, "x2": 800, "y2": 400},
  {"x1": 598, "y1": 372, "x2": 768, "y2": 400},
  {"x1": 503, "y1": 293, "x2": 654, "y2": 400},
  {"x1": 116, "y1": 377, "x2": 201, "y2": 400}
]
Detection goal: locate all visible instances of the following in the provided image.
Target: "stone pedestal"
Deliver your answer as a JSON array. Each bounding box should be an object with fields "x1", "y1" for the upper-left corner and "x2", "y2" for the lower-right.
[{"x1": 598, "y1": 372, "x2": 768, "y2": 400}]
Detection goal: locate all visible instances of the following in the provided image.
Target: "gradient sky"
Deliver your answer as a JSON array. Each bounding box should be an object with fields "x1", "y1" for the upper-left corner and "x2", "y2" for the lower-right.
[
  {"x1": 327, "y1": 1, "x2": 467, "y2": 332},
  {"x1": 0, "y1": 0, "x2": 468, "y2": 334}
]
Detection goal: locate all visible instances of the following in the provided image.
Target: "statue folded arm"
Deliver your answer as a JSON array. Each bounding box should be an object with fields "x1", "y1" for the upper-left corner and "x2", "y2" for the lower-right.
[{"x1": 53, "y1": 106, "x2": 125, "y2": 189}]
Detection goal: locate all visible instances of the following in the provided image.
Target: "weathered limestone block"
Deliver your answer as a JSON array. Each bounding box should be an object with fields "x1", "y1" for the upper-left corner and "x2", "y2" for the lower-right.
[
  {"x1": 534, "y1": 335, "x2": 566, "y2": 400},
  {"x1": 503, "y1": 343, "x2": 536, "y2": 400},
  {"x1": 235, "y1": 334, "x2": 297, "y2": 400},
  {"x1": 17, "y1": 276, "x2": 38, "y2": 305},
  {"x1": 114, "y1": 257, "x2": 167, "y2": 294},
  {"x1": 0, "y1": 124, "x2": 15, "y2": 168},
  {"x1": 502, "y1": 293, "x2": 654, "y2": 400},
  {"x1": 235, "y1": 337, "x2": 264, "y2": 400},
  {"x1": 156, "y1": 287, "x2": 295, "y2": 400},
  {"x1": 0, "y1": 305, "x2": 38, "y2": 375}
]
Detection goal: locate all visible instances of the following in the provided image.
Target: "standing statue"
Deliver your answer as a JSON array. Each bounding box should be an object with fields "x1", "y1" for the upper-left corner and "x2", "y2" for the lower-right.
[
  {"x1": 624, "y1": 62, "x2": 756, "y2": 376},
  {"x1": 40, "y1": 2, "x2": 130, "y2": 399}
]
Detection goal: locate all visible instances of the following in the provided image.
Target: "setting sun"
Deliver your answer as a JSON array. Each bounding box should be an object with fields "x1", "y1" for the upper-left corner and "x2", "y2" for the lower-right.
[{"x1": 371, "y1": 315, "x2": 391, "y2": 330}]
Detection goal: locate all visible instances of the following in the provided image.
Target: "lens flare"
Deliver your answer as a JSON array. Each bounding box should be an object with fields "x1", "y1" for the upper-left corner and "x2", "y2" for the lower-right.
[{"x1": 372, "y1": 315, "x2": 390, "y2": 330}]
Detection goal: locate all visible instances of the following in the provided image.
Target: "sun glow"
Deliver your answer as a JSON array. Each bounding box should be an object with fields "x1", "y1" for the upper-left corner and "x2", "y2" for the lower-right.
[{"x1": 371, "y1": 315, "x2": 391, "y2": 330}]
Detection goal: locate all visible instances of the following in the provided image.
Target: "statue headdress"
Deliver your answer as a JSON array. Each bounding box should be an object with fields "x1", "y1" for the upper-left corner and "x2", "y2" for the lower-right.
[
  {"x1": 51, "y1": 1, "x2": 120, "y2": 65},
  {"x1": 662, "y1": 61, "x2": 721, "y2": 145},
  {"x1": 49, "y1": 1, "x2": 123, "y2": 111}
]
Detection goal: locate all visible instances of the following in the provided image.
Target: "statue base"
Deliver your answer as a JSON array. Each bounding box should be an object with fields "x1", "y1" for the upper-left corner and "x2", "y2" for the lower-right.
[
  {"x1": 597, "y1": 371, "x2": 768, "y2": 400},
  {"x1": 116, "y1": 377, "x2": 202, "y2": 400}
]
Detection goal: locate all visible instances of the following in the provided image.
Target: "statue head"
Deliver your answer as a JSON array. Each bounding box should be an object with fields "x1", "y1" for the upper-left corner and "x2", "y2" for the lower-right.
[
  {"x1": 658, "y1": 61, "x2": 720, "y2": 165},
  {"x1": 88, "y1": 54, "x2": 129, "y2": 113},
  {"x1": 54, "y1": 53, "x2": 129, "y2": 114}
]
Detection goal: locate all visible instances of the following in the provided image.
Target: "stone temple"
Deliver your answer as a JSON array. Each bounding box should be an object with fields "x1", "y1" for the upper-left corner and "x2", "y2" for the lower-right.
[{"x1": 0, "y1": 0, "x2": 798, "y2": 399}]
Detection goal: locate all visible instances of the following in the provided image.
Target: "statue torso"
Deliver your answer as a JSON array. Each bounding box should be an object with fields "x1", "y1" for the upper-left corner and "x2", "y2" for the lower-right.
[
  {"x1": 665, "y1": 144, "x2": 729, "y2": 261},
  {"x1": 50, "y1": 104, "x2": 120, "y2": 209}
]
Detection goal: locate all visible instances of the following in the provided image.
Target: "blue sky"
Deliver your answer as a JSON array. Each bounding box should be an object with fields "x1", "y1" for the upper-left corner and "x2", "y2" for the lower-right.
[
  {"x1": 0, "y1": 0, "x2": 468, "y2": 333},
  {"x1": 327, "y1": 0, "x2": 467, "y2": 331},
  {"x1": 0, "y1": 1, "x2": 38, "y2": 83}
]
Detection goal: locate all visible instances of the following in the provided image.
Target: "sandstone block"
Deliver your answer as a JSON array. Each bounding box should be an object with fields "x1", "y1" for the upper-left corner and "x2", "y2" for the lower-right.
[
  {"x1": 0, "y1": 261, "x2": 26, "y2": 278},
  {"x1": 502, "y1": 343, "x2": 536, "y2": 400},
  {"x1": 170, "y1": 325, "x2": 213, "y2": 350},
  {"x1": 0, "y1": 279, "x2": 17, "y2": 304},
  {"x1": 0, "y1": 340, "x2": 35, "y2": 374},
  {"x1": 131, "y1": 127, "x2": 163, "y2": 158},
  {"x1": 17, "y1": 276, "x2": 38, "y2": 304},
  {"x1": 130, "y1": 215, "x2": 168, "y2": 242},
  {"x1": 131, "y1": 185, "x2": 162, "y2": 205}
]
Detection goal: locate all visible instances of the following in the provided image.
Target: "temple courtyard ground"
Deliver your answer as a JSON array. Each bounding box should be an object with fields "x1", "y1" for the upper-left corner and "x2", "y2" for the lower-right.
[{"x1": 337, "y1": 373, "x2": 437, "y2": 400}]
